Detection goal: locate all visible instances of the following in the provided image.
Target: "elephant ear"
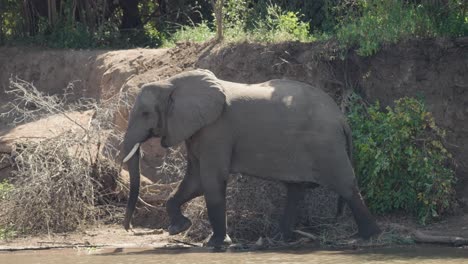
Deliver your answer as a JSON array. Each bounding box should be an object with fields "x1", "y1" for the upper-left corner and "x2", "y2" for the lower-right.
[{"x1": 164, "y1": 70, "x2": 226, "y2": 147}]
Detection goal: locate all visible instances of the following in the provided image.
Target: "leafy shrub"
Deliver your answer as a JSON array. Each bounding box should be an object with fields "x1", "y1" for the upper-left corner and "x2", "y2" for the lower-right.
[
  {"x1": 336, "y1": 0, "x2": 468, "y2": 56},
  {"x1": 165, "y1": 21, "x2": 215, "y2": 46},
  {"x1": 348, "y1": 94, "x2": 455, "y2": 223},
  {"x1": 244, "y1": 3, "x2": 312, "y2": 43},
  {"x1": 0, "y1": 226, "x2": 15, "y2": 241},
  {"x1": 223, "y1": 0, "x2": 250, "y2": 31},
  {"x1": 274, "y1": 9, "x2": 311, "y2": 41}
]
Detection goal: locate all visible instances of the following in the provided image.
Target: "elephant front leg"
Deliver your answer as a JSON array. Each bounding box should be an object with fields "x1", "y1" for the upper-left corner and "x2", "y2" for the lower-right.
[{"x1": 166, "y1": 158, "x2": 203, "y2": 235}]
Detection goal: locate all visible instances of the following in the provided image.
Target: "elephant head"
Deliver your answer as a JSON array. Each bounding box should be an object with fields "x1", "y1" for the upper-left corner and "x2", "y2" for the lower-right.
[{"x1": 121, "y1": 69, "x2": 226, "y2": 230}]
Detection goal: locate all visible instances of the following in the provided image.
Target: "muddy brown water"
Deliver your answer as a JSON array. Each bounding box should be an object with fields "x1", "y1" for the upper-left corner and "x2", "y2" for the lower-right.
[{"x1": 1, "y1": 246, "x2": 468, "y2": 264}]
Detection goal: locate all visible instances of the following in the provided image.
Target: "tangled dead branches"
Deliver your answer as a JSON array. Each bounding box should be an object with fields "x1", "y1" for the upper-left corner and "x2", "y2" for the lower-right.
[{"x1": 0, "y1": 77, "x2": 124, "y2": 234}]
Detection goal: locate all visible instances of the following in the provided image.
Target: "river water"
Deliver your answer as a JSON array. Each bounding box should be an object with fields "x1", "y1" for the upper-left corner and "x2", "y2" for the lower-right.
[{"x1": 1, "y1": 246, "x2": 467, "y2": 264}]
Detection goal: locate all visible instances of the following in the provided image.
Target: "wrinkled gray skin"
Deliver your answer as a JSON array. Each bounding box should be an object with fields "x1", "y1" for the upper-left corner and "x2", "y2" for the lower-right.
[{"x1": 122, "y1": 69, "x2": 381, "y2": 248}]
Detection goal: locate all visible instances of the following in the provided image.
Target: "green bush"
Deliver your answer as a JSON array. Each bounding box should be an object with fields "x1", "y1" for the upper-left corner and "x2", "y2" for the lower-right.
[
  {"x1": 336, "y1": 0, "x2": 468, "y2": 56},
  {"x1": 241, "y1": 3, "x2": 312, "y2": 43},
  {"x1": 2, "y1": 0, "x2": 465, "y2": 49},
  {"x1": 348, "y1": 95, "x2": 455, "y2": 223},
  {"x1": 271, "y1": 7, "x2": 311, "y2": 41},
  {"x1": 164, "y1": 21, "x2": 215, "y2": 47}
]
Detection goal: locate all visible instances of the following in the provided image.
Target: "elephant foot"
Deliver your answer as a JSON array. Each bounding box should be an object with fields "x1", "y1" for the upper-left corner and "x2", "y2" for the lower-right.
[
  {"x1": 350, "y1": 225, "x2": 381, "y2": 240},
  {"x1": 358, "y1": 223, "x2": 382, "y2": 240},
  {"x1": 204, "y1": 234, "x2": 232, "y2": 249},
  {"x1": 168, "y1": 216, "x2": 192, "y2": 235}
]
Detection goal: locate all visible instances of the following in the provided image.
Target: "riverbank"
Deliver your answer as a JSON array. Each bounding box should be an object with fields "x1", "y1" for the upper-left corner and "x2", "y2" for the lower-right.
[
  {"x1": 1, "y1": 213, "x2": 468, "y2": 252},
  {"x1": 1, "y1": 38, "x2": 467, "y2": 250}
]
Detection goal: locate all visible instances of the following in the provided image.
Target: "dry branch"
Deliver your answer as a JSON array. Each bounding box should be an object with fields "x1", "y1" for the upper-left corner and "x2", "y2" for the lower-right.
[{"x1": 0, "y1": 78, "x2": 124, "y2": 234}]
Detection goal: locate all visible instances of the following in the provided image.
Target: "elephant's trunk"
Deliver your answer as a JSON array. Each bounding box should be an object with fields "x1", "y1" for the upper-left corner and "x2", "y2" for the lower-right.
[{"x1": 122, "y1": 139, "x2": 141, "y2": 231}]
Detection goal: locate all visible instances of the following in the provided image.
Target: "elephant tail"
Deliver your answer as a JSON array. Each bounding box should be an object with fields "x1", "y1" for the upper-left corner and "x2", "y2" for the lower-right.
[
  {"x1": 336, "y1": 120, "x2": 354, "y2": 218},
  {"x1": 343, "y1": 121, "x2": 353, "y2": 163}
]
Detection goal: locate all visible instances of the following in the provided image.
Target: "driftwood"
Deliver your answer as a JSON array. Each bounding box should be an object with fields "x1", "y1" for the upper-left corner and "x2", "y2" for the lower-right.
[
  {"x1": 412, "y1": 230, "x2": 468, "y2": 246},
  {"x1": 0, "y1": 243, "x2": 107, "y2": 252},
  {"x1": 169, "y1": 239, "x2": 201, "y2": 248},
  {"x1": 389, "y1": 223, "x2": 468, "y2": 246},
  {"x1": 293, "y1": 229, "x2": 318, "y2": 240}
]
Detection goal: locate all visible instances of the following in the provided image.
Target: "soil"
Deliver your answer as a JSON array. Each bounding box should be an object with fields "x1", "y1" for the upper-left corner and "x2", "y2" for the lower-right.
[
  {"x1": 0, "y1": 38, "x2": 468, "y2": 250},
  {"x1": 0, "y1": 225, "x2": 171, "y2": 250}
]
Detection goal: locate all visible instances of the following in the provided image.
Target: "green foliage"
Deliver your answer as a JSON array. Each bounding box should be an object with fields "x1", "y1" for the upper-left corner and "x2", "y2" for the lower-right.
[
  {"x1": 223, "y1": 0, "x2": 250, "y2": 37},
  {"x1": 1, "y1": 0, "x2": 466, "y2": 51},
  {"x1": 0, "y1": 227, "x2": 15, "y2": 240},
  {"x1": 336, "y1": 0, "x2": 468, "y2": 56},
  {"x1": 263, "y1": 4, "x2": 311, "y2": 42},
  {"x1": 348, "y1": 95, "x2": 455, "y2": 224},
  {"x1": 31, "y1": 21, "x2": 94, "y2": 49},
  {"x1": 0, "y1": 0, "x2": 163, "y2": 48},
  {"x1": 164, "y1": 21, "x2": 215, "y2": 47},
  {"x1": 226, "y1": 2, "x2": 313, "y2": 43},
  {"x1": 0, "y1": 179, "x2": 12, "y2": 200},
  {"x1": 0, "y1": 180, "x2": 15, "y2": 240}
]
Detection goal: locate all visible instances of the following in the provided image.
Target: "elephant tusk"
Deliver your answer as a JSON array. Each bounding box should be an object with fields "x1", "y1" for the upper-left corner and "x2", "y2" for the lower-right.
[{"x1": 123, "y1": 143, "x2": 140, "y2": 163}]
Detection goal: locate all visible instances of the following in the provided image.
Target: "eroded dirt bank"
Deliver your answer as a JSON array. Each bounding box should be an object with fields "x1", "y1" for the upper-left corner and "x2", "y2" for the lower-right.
[{"x1": 0, "y1": 38, "x2": 467, "y2": 249}]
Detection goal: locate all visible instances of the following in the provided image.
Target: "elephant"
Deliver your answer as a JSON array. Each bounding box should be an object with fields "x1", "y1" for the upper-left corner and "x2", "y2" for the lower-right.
[{"x1": 121, "y1": 69, "x2": 381, "y2": 248}]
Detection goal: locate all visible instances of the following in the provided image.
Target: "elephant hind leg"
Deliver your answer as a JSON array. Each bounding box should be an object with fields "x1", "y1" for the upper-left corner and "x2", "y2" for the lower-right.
[
  {"x1": 321, "y1": 152, "x2": 380, "y2": 239},
  {"x1": 335, "y1": 196, "x2": 346, "y2": 219},
  {"x1": 344, "y1": 186, "x2": 381, "y2": 239},
  {"x1": 279, "y1": 183, "x2": 309, "y2": 241}
]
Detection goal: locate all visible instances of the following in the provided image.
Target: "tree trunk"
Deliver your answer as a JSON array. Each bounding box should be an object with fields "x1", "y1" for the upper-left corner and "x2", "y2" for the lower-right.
[
  {"x1": 210, "y1": 0, "x2": 223, "y2": 41},
  {"x1": 0, "y1": 1, "x2": 3, "y2": 45},
  {"x1": 119, "y1": 0, "x2": 142, "y2": 30},
  {"x1": 47, "y1": 0, "x2": 57, "y2": 27}
]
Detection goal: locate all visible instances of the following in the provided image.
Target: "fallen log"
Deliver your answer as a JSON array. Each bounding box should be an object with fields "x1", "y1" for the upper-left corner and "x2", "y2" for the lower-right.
[
  {"x1": 389, "y1": 223, "x2": 468, "y2": 246},
  {"x1": 412, "y1": 230, "x2": 468, "y2": 246}
]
